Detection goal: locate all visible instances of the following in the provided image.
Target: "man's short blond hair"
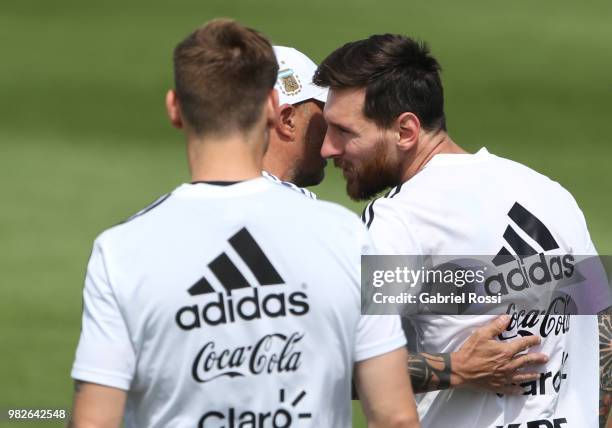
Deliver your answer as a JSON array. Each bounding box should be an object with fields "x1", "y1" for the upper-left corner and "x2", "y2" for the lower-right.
[{"x1": 173, "y1": 19, "x2": 278, "y2": 136}]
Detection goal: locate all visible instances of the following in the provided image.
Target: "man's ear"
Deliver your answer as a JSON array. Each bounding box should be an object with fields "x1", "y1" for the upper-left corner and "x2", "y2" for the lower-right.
[
  {"x1": 165, "y1": 90, "x2": 183, "y2": 129},
  {"x1": 396, "y1": 112, "x2": 420, "y2": 151},
  {"x1": 265, "y1": 89, "x2": 280, "y2": 129},
  {"x1": 275, "y1": 103, "x2": 297, "y2": 141}
]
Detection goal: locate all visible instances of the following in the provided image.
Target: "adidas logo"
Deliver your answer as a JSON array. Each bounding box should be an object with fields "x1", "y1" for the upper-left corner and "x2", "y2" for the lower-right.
[
  {"x1": 176, "y1": 228, "x2": 310, "y2": 329},
  {"x1": 485, "y1": 202, "x2": 575, "y2": 296}
]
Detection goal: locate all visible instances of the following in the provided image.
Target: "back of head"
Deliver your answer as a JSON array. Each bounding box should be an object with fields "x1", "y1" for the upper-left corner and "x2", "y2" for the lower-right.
[
  {"x1": 173, "y1": 19, "x2": 278, "y2": 136},
  {"x1": 314, "y1": 34, "x2": 446, "y2": 132}
]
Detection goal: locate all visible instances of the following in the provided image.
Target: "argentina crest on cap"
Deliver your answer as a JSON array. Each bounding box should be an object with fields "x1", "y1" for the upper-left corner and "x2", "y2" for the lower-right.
[{"x1": 277, "y1": 68, "x2": 302, "y2": 96}]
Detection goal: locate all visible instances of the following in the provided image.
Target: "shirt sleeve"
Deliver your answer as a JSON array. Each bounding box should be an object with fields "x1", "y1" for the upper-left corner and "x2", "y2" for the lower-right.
[
  {"x1": 575, "y1": 206, "x2": 598, "y2": 256},
  {"x1": 354, "y1": 315, "x2": 407, "y2": 362},
  {"x1": 354, "y1": 222, "x2": 407, "y2": 362},
  {"x1": 71, "y1": 239, "x2": 136, "y2": 390}
]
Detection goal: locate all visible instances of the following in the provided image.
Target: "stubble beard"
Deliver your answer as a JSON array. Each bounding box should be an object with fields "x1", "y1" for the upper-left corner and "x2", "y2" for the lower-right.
[{"x1": 339, "y1": 142, "x2": 401, "y2": 201}]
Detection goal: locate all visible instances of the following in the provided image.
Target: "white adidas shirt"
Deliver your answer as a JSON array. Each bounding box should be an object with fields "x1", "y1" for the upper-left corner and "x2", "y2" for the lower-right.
[
  {"x1": 71, "y1": 178, "x2": 405, "y2": 428},
  {"x1": 365, "y1": 148, "x2": 599, "y2": 428}
]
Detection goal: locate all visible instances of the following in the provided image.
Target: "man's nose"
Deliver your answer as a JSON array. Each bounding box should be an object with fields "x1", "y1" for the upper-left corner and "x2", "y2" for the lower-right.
[{"x1": 320, "y1": 131, "x2": 342, "y2": 159}]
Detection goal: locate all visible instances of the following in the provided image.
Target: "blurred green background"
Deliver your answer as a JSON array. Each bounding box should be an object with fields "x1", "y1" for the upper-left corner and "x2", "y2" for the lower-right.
[{"x1": 1, "y1": 0, "x2": 610, "y2": 426}]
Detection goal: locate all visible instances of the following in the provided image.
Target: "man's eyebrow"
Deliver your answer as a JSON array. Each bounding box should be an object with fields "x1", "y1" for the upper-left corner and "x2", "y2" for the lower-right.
[{"x1": 326, "y1": 118, "x2": 355, "y2": 133}]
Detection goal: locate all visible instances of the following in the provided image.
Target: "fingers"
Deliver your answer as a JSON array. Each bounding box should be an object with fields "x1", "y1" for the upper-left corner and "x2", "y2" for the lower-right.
[
  {"x1": 507, "y1": 352, "x2": 549, "y2": 372},
  {"x1": 480, "y1": 315, "x2": 512, "y2": 338},
  {"x1": 509, "y1": 371, "x2": 541, "y2": 383},
  {"x1": 507, "y1": 335, "x2": 542, "y2": 356}
]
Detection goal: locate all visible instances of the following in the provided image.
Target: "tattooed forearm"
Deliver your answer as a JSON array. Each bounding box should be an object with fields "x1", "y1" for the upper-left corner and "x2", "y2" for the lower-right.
[
  {"x1": 407, "y1": 352, "x2": 451, "y2": 393},
  {"x1": 599, "y1": 307, "x2": 612, "y2": 427}
]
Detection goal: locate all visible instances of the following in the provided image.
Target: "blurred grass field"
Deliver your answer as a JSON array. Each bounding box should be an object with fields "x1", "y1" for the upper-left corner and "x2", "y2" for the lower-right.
[{"x1": 1, "y1": 0, "x2": 611, "y2": 426}]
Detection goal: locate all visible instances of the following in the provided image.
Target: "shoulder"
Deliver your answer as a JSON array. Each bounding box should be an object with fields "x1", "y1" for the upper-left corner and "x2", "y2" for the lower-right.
[
  {"x1": 95, "y1": 189, "x2": 176, "y2": 247},
  {"x1": 278, "y1": 195, "x2": 372, "y2": 250},
  {"x1": 361, "y1": 183, "x2": 407, "y2": 228},
  {"x1": 360, "y1": 184, "x2": 424, "y2": 254},
  {"x1": 121, "y1": 192, "x2": 174, "y2": 225},
  {"x1": 311, "y1": 200, "x2": 375, "y2": 256},
  {"x1": 486, "y1": 152, "x2": 572, "y2": 193},
  {"x1": 262, "y1": 171, "x2": 317, "y2": 199},
  {"x1": 291, "y1": 196, "x2": 366, "y2": 234},
  {"x1": 489, "y1": 154, "x2": 587, "y2": 217},
  {"x1": 361, "y1": 181, "x2": 425, "y2": 233},
  {"x1": 316, "y1": 198, "x2": 363, "y2": 224}
]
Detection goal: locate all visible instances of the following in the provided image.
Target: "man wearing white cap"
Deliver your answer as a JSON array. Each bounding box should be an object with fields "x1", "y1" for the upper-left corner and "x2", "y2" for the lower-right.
[{"x1": 262, "y1": 46, "x2": 328, "y2": 194}]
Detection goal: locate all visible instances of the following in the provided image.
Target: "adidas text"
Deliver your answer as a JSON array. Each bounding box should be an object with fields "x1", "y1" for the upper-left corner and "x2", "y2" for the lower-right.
[
  {"x1": 176, "y1": 288, "x2": 309, "y2": 329},
  {"x1": 485, "y1": 254, "x2": 574, "y2": 296}
]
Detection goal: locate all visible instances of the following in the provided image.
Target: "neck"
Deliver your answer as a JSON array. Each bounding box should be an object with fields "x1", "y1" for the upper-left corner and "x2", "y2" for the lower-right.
[
  {"x1": 262, "y1": 153, "x2": 293, "y2": 182},
  {"x1": 262, "y1": 134, "x2": 295, "y2": 182},
  {"x1": 400, "y1": 130, "x2": 467, "y2": 182},
  {"x1": 187, "y1": 129, "x2": 265, "y2": 182}
]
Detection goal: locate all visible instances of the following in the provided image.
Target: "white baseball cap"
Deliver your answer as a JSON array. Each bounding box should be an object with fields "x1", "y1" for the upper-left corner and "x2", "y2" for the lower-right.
[{"x1": 273, "y1": 46, "x2": 328, "y2": 106}]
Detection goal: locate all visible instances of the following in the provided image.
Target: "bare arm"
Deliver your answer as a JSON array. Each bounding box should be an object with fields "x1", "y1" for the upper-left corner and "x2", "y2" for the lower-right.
[
  {"x1": 355, "y1": 347, "x2": 420, "y2": 428},
  {"x1": 407, "y1": 315, "x2": 548, "y2": 395},
  {"x1": 68, "y1": 381, "x2": 127, "y2": 428},
  {"x1": 599, "y1": 307, "x2": 612, "y2": 428}
]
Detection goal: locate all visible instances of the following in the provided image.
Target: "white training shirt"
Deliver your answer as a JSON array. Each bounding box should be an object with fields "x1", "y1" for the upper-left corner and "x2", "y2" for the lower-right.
[
  {"x1": 365, "y1": 148, "x2": 599, "y2": 428},
  {"x1": 71, "y1": 178, "x2": 405, "y2": 428}
]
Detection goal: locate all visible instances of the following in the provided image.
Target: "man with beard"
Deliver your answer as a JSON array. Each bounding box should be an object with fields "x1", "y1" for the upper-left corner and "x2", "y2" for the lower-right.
[
  {"x1": 271, "y1": 43, "x2": 551, "y2": 401},
  {"x1": 262, "y1": 46, "x2": 328, "y2": 198},
  {"x1": 314, "y1": 34, "x2": 609, "y2": 426}
]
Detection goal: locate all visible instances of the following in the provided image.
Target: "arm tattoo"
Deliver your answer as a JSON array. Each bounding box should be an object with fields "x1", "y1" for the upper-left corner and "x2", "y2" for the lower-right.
[
  {"x1": 407, "y1": 352, "x2": 451, "y2": 393},
  {"x1": 598, "y1": 307, "x2": 612, "y2": 427}
]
